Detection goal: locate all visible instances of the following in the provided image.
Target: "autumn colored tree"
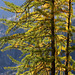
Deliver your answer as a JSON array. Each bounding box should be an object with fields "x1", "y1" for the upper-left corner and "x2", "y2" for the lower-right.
[
  {"x1": 65, "y1": 0, "x2": 71, "y2": 75},
  {"x1": 0, "y1": 0, "x2": 75, "y2": 75}
]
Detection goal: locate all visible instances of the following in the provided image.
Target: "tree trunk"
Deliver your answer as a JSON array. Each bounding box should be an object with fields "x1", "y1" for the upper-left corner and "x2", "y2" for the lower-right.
[
  {"x1": 65, "y1": 0, "x2": 71, "y2": 75},
  {"x1": 51, "y1": 0, "x2": 55, "y2": 75}
]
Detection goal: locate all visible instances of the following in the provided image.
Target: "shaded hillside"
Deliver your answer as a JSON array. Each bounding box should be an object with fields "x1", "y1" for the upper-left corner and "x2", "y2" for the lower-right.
[{"x1": 0, "y1": 23, "x2": 25, "y2": 73}]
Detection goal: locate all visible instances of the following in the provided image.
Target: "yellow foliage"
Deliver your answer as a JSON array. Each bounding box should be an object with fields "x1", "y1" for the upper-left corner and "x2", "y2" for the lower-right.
[
  {"x1": 14, "y1": 44, "x2": 18, "y2": 48},
  {"x1": 62, "y1": 46, "x2": 66, "y2": 50},
  {"x1": 36, "y1": 17, "x2": 45, "y2": 21},
  {"x1": 29, "y1": 44, "x2": 34, "y2": 47},
  {"x1": 39, "y1": 43, "x2": 43, "y2": 47},
  {"x1": 27, "y1": 28, "x2": 33, "y2": 33},
  {"x1": 14, "y1": 42, "x2": 19, "y2": 48},
  {"x1": 42, "y1": 3, "x2": 50, "y2": 8}
]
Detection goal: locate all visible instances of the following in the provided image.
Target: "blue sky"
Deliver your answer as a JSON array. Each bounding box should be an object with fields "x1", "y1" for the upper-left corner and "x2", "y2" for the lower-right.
[
  {"x1": 0, "y1": 0, "x2": 25, "y2": 18},
  {"x1": 0, "y1": 0, "x2": 75, "y2": 18}
]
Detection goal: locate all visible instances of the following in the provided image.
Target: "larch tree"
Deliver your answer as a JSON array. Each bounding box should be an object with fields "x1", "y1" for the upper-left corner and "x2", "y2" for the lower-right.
[
  {"x1": 64, "y1": 0, "x2": 75, "y2": 75},
  {"x1": 0, "y1": 0, "x2": 75, "y2": 75},
  {"x1": 65, "y1": 0, "x2": 71, "y2": 75}
]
